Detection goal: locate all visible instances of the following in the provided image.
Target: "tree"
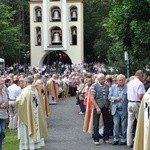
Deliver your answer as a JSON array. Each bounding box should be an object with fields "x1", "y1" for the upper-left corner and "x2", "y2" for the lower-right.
[
  {"x1": 0, "y1": 2, "x2": 24, "y2": 64},
  {"x1": 104, "y1": 0, "x2": 150, "y2": 75},
  {"x1": 84, "y1": 0, "x2": 110, "y2": 63},
  {"x1": 1, "y1": 0, "x2": 30, "y2": 64}
]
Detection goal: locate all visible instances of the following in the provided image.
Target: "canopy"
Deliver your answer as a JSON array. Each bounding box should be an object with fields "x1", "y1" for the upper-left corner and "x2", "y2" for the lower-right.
[{"x1": 0, "y1": 58, "x2": 5, "y2": 63}]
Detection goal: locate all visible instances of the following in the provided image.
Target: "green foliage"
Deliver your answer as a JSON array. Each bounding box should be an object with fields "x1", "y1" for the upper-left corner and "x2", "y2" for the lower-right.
[
  {"x1": 0, "y1": 0, "x2": 29, "y2": 65},
  {"x1": 105, "y1": 0, "x2": 150, "y2": 75},
  {"x1": 0, "y1": 0, "x2": 149, "y2": 70},
  {"x1": 0, "y1": 2, "x2": 23, "y2": 64},
  {"x1": 84, "y1": 0, "x2": 111, "y2": 62}
]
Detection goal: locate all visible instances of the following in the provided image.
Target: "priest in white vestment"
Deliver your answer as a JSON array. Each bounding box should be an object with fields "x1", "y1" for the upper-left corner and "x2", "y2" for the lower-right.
[{"x1": 16, "y1": 76, "x2": 48, "y2": 150}]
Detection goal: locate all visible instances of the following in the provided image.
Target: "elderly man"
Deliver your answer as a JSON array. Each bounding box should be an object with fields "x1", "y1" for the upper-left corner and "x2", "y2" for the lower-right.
[
  {"x1": 109, "y1": 74, "x2": 128, "y2": 145},
  {"x1": 16, "y1": 76, "x2": 48, "y2": 150},
  {"x1": 90, "y1": 73, "x2": 110, "y2": 145},
  {"x1": 127, "y1": 70, "x2": 145, "y2": 147}
]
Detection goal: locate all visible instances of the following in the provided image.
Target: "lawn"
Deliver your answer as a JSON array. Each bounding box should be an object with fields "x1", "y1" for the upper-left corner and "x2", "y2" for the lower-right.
[
  {"x1": 3, "y1": 129, "x2": 19, "y2": 150},
  {"x1": 2, "y1": 129, "x2": 43, "y2": 150}
]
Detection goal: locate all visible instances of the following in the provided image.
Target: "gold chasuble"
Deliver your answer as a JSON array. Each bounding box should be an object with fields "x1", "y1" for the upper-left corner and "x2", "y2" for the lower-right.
[
  {"x1": 44, "y1": 83, "x2": 51, "y2": 116},
  {"x1": 47, "y1": 78, "x2": 58, "y2": 101},
  {"x1": 16, "y1": 85, "x2": 48, "y2": 144},
  {"x1": 35, "y1": 80, "x2": 50, "y2": 117},
  {"x1": 134, "y1": 88, "x2": 150, "y2": 150}
]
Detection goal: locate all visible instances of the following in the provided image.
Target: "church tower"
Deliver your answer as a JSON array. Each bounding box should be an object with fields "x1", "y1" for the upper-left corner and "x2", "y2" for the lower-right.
[{"x1": 29, "y1": 0, "x2": 84, "y2": 68}]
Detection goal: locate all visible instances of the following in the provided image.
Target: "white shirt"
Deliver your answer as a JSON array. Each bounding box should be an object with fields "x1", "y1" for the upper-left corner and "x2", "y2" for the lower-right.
[
  {"x1": 8, "y1": 84, "x2": 21, "y2": 100},
  {"x1": 127, "y1": 77, "x2": 145, "y2": 101}
]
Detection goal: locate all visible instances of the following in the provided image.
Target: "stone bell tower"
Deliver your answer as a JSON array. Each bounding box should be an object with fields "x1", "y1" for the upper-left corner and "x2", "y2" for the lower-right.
[{"x1": 29, "y1": 0, "x2": 84, "y2": 68}]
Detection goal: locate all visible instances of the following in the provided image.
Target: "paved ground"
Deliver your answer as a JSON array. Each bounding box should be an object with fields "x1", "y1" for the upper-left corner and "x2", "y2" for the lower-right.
[{"x1": 45, "y1": 97, "x2": 132, "y2": 150}]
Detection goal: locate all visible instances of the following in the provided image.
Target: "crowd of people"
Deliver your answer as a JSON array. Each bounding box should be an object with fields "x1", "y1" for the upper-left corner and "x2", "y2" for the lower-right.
[
  {"x1": 0, "y1": 62, "x2": 108, "y2": 75},
  {"x1": 0, "y1": 74, "x2": 50, "y2": 150},
  {"x1": 0, "y1": 65, "x2": 150, "y2": 150},
  {"x1": 81, "y1": 70, "x2": 150, "y2": 149}
]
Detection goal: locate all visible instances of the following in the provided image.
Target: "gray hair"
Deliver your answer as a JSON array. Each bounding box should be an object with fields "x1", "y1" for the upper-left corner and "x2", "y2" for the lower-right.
[
  {"x1": 135, "y1": 70, "x2": 144, "y2": 77},
  {"x1": 97, "y1": 73, "x2": 105, "y2": 79},
  {"x1": 24, "y1": 76, "x2": 34, "y2": 84},
  {"x1": 117, "y1": 74, "x2": 126, "y2": 80}
]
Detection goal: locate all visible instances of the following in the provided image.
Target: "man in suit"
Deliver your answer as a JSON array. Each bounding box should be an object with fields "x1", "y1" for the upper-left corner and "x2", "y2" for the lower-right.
[{"x1": 109, "y1": 74, "x2": 128, "y2": 145}]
